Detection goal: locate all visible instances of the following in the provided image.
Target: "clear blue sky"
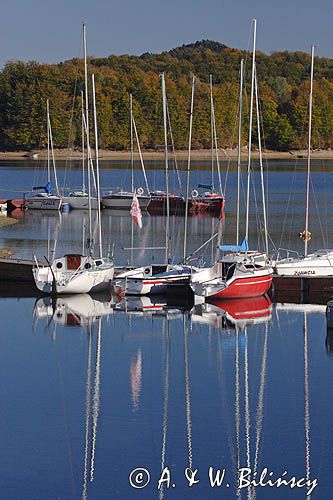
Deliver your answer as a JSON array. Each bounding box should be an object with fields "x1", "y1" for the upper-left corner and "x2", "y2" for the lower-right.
[{"x1": 1, "y1": 0, "x2": 332, "y2": 67}]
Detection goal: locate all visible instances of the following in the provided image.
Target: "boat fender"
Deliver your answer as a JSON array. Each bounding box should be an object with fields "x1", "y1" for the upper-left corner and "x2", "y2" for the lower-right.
[
  {"x1": 191, "y1": 189, "x2": 199, "y2": 198},
  {"x1": 299, "y1": 230, "x2": 311, "y2": 241},
  {"x1": 137, "y1": 187, "x2": 144, "y2": 195}
]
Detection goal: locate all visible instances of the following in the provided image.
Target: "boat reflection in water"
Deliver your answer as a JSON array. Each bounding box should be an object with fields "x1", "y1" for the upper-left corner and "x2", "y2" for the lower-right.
[
  {"x1": 191, "y1": 294, "x2": 272, "y2": 329},
  {"x1": 114, "y1": 294, "x2": 187, "y2": 319},
  {"x1": 33, "y1": 292, "x2": 115, "y2": 327}
]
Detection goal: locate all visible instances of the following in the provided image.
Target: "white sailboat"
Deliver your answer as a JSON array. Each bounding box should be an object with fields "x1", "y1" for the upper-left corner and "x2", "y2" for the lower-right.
[
  {"x1": 190, "y1": 20, "x2": 273, "y2": 300},
  {"x1": 24, "y1": 100, "x2": 62, "y2": 211},
  {"x1": 62, "y1": 24, "x2": 98, "y2": 210},
  {"x1": 101, "y1": 94, "x2": 150, "y2": 211},
  {"x1": 274, "y1": 45, "x2": 333, "y2": 277},
  {"x1": 33, "y1": 73, "x2": 114, "y2": 295},
  {"x1": 114, "y1": 73, "x2": 195, "y2": 295}
]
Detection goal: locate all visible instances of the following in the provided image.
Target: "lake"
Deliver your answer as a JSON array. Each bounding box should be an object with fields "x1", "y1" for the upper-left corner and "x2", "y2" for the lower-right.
[{"x1": 0, "y1": 159, "x2": 332, "y2": 499}]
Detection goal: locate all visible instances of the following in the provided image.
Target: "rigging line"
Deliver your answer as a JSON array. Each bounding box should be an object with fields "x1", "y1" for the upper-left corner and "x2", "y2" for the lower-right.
[
  {"x1": 254, "y1": 64, "x2": 268, "y2": 255},
  {"x1": 159, "y1": 318, "x2": 170, "y2": 500},
  {"x1": 132, "y1": 115, "x2": 150, "y2": 193},
  {"x1": 223, "y1": 71, "x2": 242, "y2": 200},
  {"x1": 63, "y1": 72, "x2": 80, "y2": 195},
  {"x1": 82, "y1": 324, "x2": 93, "y2": 500},
  {"x1": 310, "y1": 175, "x2": 327, "y2": 249},
  {"x1": 183, "y1": 315, "x2": 193, "y2": 469},
  {"x1": 209, "y1": 75, "x2": 223, "y2": 194},
  {"x1": 166, "y1": 101, "x2": 183, "y2": 196},
  {"x1": 278, "y1": 167, "x2": 297, "y2": 250},
  {"x1": 48, "y1": 111, "x2": 60, "y2": 197},
  {"x1": 250, "y1": 169, "x2": 263, "y2": 250},
  {"x1": 90, "y1": 318, "x2": 102, "y2": 482}
]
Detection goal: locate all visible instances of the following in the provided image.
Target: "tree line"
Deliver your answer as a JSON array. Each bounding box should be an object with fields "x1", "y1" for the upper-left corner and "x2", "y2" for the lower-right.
[{"x1": 0, "y1": 39, "x2": 333, "y2": 152}]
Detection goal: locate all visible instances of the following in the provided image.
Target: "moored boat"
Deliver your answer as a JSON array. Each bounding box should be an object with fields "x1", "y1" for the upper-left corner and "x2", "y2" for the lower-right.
[
  {"x1": 114, "y1": 263, "x2": 194, "y2": 296},
  {"x1": 102, "y1": 189, "x2": 150, "y2": 210},
  {"x1": 62, "y1": 191, "x2": 98, "y2": 210},
  {"x1": 33, "y1": 254, "x2": 114, "y2": 294},
  {"x1": 274, "y1": 46, "x2": 333, "y2": 278},
  {"x1": 191, "y1": 257, "x2": 272, "y2": 299}
]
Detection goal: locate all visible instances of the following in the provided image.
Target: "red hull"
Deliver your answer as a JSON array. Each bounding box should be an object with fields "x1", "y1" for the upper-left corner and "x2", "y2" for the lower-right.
[
  {"x1": 208, "y1": 295, "x2": 272, "y2": 320},
  {"x1": 209, "y1": 274, "x2": 273, "y2": 299},
  {"x1": 147, "y1": 194, "x2": 224, "y2": 216}
]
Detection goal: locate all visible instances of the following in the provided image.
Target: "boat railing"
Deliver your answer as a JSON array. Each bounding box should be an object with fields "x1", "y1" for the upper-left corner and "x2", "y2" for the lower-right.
[
  {"x1": 33, "y1": 255, "x2": 40, "y2": 271},
  {"x1": 276, "y1": 248, "x2": 301, "y2": 261}
]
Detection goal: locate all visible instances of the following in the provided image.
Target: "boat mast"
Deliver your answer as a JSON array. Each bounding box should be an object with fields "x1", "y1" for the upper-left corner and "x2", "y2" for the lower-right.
[
  {"x1": 92, "y1": 74, "x2": 103, "y2": 258},
  {"x1": 305, "y1": 45, "x2": 315, "y2": 257},
  {"x1": 161, "y1": 73, "x2": 170, "y2": 264},
  {"x1": 83, "y1": 23, "x2": 93, "y2": 254},
  {"x1": 212, "y1": 78, "x2": 222, "y2": 194},
  {"x1": 210, "y1": 75, "x2": 215, "y2": 190},
  {"x1": 236, "y1": 59, "x2": 244, "y2": 246},
  {"x1": 183, "y1": 75, "x2": 195, "y2": 261},
  {"x1": 254, "y1": 63, "x2": 269, "y2": 255},
  {"x1": 47, "y1": 101, "x2": 60, "y2": 196},
  {"x1": 130, "y1": 94, "x2": 134, "y2": 193},
  {"x1": 46, "y1": 100, "x2": 50, "y2": 185},
  {"x1": 245, "y1": 19, "x2": 257, "y2": 244},
  {"x1": 132, "y1": 114, "x2": 150, "y2": 193},
  {"x1": 81, "y1": 91, "x2": 86, "y2": 193}
]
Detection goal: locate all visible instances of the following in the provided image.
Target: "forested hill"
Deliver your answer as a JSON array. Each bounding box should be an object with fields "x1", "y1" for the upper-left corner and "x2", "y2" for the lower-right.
[{"x1": 1, "y1": 40, "x2": 333, "y2": 152}]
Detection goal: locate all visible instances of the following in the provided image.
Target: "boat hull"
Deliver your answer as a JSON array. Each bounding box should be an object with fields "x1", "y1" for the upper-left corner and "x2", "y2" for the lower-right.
[
  {"x1": 274, "y1": 252, "x2": 333, "y2": 277},
  {"x1": 202, "y1": 274, "x2": 272, "y2": 299},
  {"x1": 62, "y1": 196, "x2": 98, "y2": 210},
  {"x1": 115, "y1": 265, "x2": 192, "y2": 296},
  {"x1": 101, "y1": 193, "x2": 150, "y2": 210},
  {"x1": 33, "y1": 258, "x2": 114, "y2": 295},
  {"x1": 147, "y1": 194, "x2": 224, "y2": 216},
  {"x1": 25, "y1": 197, "x2": 62, "y2": 210}
]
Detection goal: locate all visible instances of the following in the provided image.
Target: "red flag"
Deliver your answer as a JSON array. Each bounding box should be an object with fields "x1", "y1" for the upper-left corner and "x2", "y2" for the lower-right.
[{"x1": 130, "y1": 191, "x2": 142, "y2": 228}]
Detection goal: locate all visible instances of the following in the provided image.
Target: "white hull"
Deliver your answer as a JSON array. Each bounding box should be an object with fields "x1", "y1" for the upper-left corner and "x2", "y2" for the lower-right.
[
  {"x1": 114, "y1": 264, "x2": 193, "y2": 295},
  {"x1": 102, "y1": 192, "x2": 150, "y2": 210},
  {"x1": 274, "y1": 250, "x2": 333, "y2": 277},
  {"x1": 62, "y1": 196, "x2": 98, "y2": 210},
  {"x1": 33, "y1": 255, "x2": 114, "y2": 294},
  {"x1": 25, "y1": 197, "x2": 62, "y2": 210}
]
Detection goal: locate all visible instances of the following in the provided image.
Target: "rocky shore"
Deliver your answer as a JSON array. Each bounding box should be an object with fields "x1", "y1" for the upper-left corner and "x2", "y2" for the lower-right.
[{"x1": 1, "y1": 148, "x2": 333, "y2": 161}]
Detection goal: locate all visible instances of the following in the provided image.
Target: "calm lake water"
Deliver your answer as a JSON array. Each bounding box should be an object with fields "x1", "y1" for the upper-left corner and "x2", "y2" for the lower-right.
[{"x1": 0, "y1": 159, "x2": 333, "y2": 499}]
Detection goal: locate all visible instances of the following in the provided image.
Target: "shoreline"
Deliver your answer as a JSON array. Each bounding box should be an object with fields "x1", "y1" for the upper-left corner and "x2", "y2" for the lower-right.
[{"x1": 1, "y1": 148, "x2": 333, "y2": 161}]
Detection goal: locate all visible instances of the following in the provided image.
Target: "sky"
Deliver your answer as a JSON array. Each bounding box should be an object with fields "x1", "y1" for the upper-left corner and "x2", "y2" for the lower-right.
[{"x1": 1, "y1": 0, "x2": 333, "y2": 67}]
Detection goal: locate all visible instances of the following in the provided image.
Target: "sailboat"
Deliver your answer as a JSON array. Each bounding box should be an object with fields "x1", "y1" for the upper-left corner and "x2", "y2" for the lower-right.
[
  {"x1": 114, "y1": 73, "x2": 195, "y2": 295},
  {"x1": 32, "y1": 74, "x2": 115, "y2": 295},
  {"x1": 147, "y1": 77, "x2": 224, "y2": 217},
  {"x1": 190, "y1": 20, "x2": 273, "y2": 300},
  {"x1": 62, "y1": 25, "x2": 98, "y2": 210},
  {"x1": 101, "y1": 94, "x2": 151, "y2": 211},
  {"x1": 274, "y1": 45, "x2": 333, "y2": 277},
  {"x1": 24, "y1": 100, "x2": 62, "y2": 211}
]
